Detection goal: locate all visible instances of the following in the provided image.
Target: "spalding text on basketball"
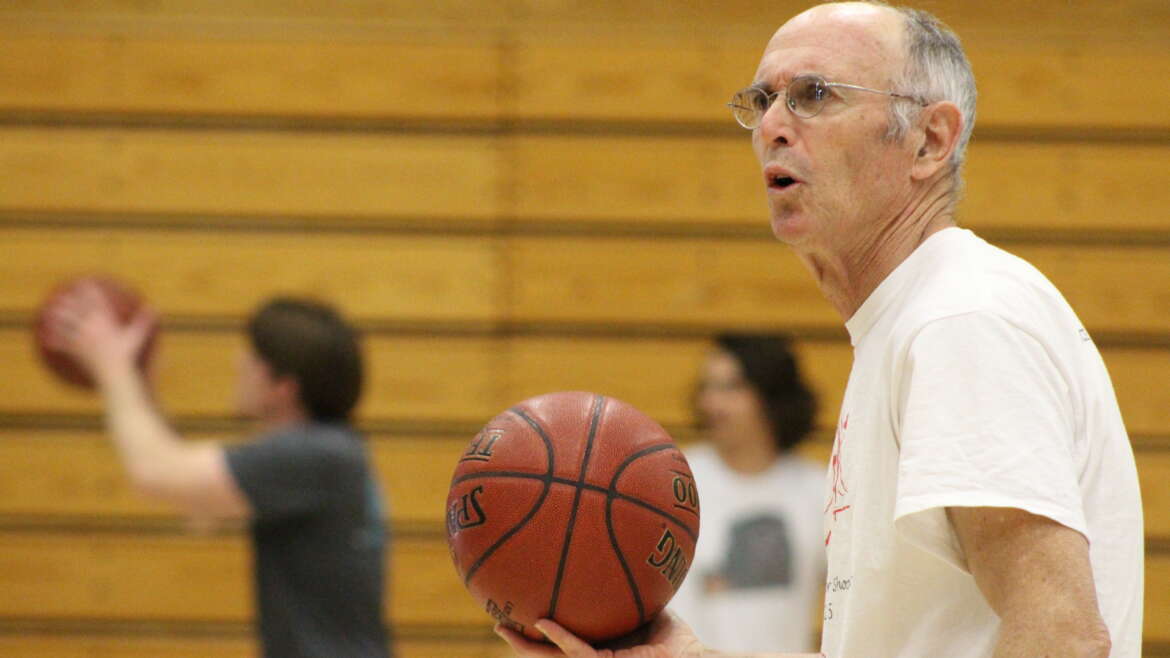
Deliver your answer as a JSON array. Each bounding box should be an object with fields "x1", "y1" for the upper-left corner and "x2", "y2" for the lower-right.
[
  {"x1": 461, "y1": 429, "x2": 504, "y2": 462},
  {"x1": 646, "y1": 527, "x2": 689, "y2": 590},
  {"x1": 447, "y1": 485, "x2": 487, "y2": 535},
  {"x1": 486, "y1": 598, "x2": 524, "y2": 634}
]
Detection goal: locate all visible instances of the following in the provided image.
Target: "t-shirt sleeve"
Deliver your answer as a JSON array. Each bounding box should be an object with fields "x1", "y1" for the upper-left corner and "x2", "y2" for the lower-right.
[
  {"x1": 892, "y1": 312, "x2": 1087, "y2": 571},
  {"x1": 225, "y1": 428, "x2": 360, "y2": 521}
]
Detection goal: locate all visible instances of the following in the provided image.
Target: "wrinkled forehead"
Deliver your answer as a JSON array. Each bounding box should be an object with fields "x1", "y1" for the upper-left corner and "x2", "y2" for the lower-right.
[{"x1": 753, "y1": 3, "x2": 905, "y2": 88}]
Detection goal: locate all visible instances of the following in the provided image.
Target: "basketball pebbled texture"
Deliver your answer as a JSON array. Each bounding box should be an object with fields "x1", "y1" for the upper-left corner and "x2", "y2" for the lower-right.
[{"x1": 446, "y1": 391, "x2": 700, "y2": 644}]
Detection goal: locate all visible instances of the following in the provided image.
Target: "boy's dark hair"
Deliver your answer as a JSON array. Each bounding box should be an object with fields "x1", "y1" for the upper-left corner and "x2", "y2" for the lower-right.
[
  {"x1": 710, "y1": 333, "x2": 818, "y2": 453},
  {"x1": 247, "y1": 298, "x2": 363, "y2": 422}
]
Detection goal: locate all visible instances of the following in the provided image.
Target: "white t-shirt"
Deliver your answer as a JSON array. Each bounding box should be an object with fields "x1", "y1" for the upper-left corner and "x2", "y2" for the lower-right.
[
  {"x1": 670, "y1": 445, "x2": 825, "y2": 652},
  {"x1": 820, "y1": 228, "x2": 1144, "y2": 658}
]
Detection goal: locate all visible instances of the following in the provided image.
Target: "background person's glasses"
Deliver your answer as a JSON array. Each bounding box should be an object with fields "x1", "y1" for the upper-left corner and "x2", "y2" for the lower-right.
[{"x1": 727, "y1": 75, "x2": 927, "y2": 129}]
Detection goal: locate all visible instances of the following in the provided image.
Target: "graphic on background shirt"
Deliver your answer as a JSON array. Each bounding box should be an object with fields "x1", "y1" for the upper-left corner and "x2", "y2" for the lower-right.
[
  {"x1": 824, "y1": 414, "x2": 851, "y2": 546},
  {"x1": 703, "y1": 513, "x2": 794, "y2": 591}
]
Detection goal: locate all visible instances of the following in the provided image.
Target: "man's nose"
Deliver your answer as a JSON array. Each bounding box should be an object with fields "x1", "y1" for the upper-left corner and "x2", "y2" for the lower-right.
[{"x1": 756, "y1": 99, "x2": 793, "y2": 146}]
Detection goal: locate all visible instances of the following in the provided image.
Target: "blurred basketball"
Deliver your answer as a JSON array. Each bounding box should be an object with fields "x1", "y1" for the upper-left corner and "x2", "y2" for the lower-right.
[
  {"x1": 33, "y1": 275, "x2": 158, "y2": 389},
  {"x1": 446, "y1": 391, "x2": 700, "y2": 644}
]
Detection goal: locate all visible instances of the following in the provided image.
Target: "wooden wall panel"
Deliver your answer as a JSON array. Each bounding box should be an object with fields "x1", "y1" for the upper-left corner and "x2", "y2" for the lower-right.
[
  {"x1": 3, "y1": 0, "x2": 1167, "y2": 41},
  {"x1": 2, "y1": 330, "x2": 1163, "y2": 438},
  {"x1": 2, "y1": 32, "x2": 1167, "y2": 131},
  {"x1": 508, "y1": 237, "x2": 1170, "y2": 334},
  {"x1": 0, "y1": 35, "x2": 502, "y2": 119},
  {"x1": 0, "y1": 431, "x2": 472, "y2": 528},
  {"x1": 1140, "y1": 451, "x2": 1170, "y2": 538},
  {"x1": 508, "y1": 35, "x2": 1170, "y2": 130},
  {"x1": 0, "y1": 330, "x2": 509, "y2": 422},
  {"x1": 0, "y1": 530, "x2": 1165, "y2": 640},
  {"x1": 510, "y1": 136, "x2": 1170, "y2": 231},
  {"x1": 507, "y1": 236, "x2": 837, "y2": 328},
  {"x1": 2, "y1": 130, "x2": 1163, "y2": 232},
  {"x1": 0, "y1": 635, "x2": 510, "y2": 658},
  {"x1": 0, "y1": 128, "x2": 501, "y2": 221},
  {"x1": 0, "y1": 634, "x2": 256, "y2": 658},
  {"x1": 1150, "y1": 553, "x2": 1170, "y2": 643},
  {"x1": 0, "y1": 226, "x2": 503, "y2": 323},
  {"x1": 505, "y1": 337, "x2": 853, "y2": 430},
  {"x1": 5, "y1": 431, "x2": 1169, "y2": 539},
  {"x1": 0, "y1": 532, "x2": 485, "y2": 627}
]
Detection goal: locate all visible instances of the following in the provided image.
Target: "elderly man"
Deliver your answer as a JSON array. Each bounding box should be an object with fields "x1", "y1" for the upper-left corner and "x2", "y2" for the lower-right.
[{"x1": 499, "y1": 2, "x2": 1144, "y2": 657}]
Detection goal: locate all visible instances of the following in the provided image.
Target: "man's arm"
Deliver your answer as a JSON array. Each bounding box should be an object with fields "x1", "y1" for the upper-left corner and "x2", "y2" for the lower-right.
[
  {"x1": 96, "y1": 357, "x2": 251, "y2": 521},
  {"x1": 44, "y1": 281, "x2": 251, "y2": 521},
  {"x1": 947, "y1": 506, "x2": 1111, "y2": 658}
]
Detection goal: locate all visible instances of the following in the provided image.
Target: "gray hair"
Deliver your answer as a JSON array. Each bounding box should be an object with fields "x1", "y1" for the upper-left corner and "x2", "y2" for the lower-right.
[{"x1": 885, "y1": 7, "x2": 977, "y2": 177}]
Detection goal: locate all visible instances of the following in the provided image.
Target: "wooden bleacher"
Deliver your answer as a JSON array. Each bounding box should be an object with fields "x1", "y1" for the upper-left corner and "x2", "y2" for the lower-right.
[{"x1": 0, "y1": 1, "x2": 1167, "y2": 655}]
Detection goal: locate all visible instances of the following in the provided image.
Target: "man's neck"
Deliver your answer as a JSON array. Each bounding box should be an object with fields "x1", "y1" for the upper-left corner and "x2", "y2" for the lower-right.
[
  {"x1": 258, "y1": 406, "x2": 309, "y2": 433},
  {"x1": 799, "y1": 177, "x2": 957, "y2": 321}
]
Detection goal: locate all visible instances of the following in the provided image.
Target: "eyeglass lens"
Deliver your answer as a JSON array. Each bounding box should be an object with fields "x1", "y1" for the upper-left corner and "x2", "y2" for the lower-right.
[
  {"x1": 787, "y1": 77, "x2": 828, "y2": 117},
  {"x1": 730, "y1": 76, "x2": 830, "y2": 128}
]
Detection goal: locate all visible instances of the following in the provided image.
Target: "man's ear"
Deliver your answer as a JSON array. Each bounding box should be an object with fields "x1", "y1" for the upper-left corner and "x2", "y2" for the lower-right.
[
  {"x1": 272, "y1": 375, "x2": 301, "y2": 410},
  {"x1": 911, "y1": 100, "x2": 963, "y2": 181}
]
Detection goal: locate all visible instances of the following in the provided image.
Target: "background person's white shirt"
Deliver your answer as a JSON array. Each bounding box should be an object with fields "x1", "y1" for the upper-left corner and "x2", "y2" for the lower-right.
[
  {"x1": 671, "y1": 445, "x2": 825, "y2": 653},
  {"x1": 820, "y1": 228, "x2": 1144, "y2": 658}
]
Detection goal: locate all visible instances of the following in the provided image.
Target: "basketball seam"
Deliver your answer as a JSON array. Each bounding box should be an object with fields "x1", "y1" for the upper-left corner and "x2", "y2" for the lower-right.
[
  {"x1": 604, "y1": 442, "x2": 698, "y2": 626},
  {"x1": 460, "y1": 406, "x2": 556, "y2": 585},
  {"x1": 453, "y1": 470, "x2": 698, "y2": 542},
  {"x1": 546, "y1": 393, "x2": 606, "y2": 619}
]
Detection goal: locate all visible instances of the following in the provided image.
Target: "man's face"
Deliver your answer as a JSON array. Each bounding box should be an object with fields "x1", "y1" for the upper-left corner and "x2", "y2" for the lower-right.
[
  {"x1": 750, "y1": 4, "x2": 916, "y2": 251},
  {"x1": 234, "y1": 346, "x2": 279, "y2": 419}
]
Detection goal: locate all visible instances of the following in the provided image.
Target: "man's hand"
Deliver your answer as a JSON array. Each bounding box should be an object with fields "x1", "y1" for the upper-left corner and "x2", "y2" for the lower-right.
[
  {"x1": 495, "y1": 611, "x2": 705, "y2": 658},
  {"x1": 42, "y1": 280, "x2": 156, "y2": 384}
]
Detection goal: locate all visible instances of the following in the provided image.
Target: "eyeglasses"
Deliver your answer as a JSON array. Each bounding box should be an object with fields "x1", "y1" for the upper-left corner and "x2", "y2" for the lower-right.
[{"x1": 727, "y1": 75, "x2": 927, "y2": 129}]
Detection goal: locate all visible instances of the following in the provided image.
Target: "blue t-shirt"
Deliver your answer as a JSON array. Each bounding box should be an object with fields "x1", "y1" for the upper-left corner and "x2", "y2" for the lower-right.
[{"x1": 226, "y1": 422, "x2": 391, "y2": 658}]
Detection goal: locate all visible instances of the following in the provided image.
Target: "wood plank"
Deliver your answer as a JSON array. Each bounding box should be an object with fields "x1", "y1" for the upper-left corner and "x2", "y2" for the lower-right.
[
  {"x1": 0, "y1": 529, "x2": 1164, "y2": 642},
  {"x1": 1, "y1": 329, "x2": 1164, "y2": 437},
  {"x1": 0, "y1": 431, "x2": 473, "y2": 528},
  {"x1": 1, "y1": 128, "x2": 1165, "y2": 232},
  {"x1": 1, "y1": 31, "x2": 1166, "y2": 131},
  {"x1": 509, "y1": 33, "x2": 1170, "y2": 130},
  {"x1": 0, "y1": 329, "x2": 509, "y2": 422},
  {"x1": 509, "y1": 135, "x2": 1170, "y2": 232},
  {"x1": 0, "y1": 634, "x2": 256, "y2": 658},
  {"x1": 507, "y1": 236, "x2": 838, "y2": 328},
  {"x1": 7, "y1": 431, "x2": 1168, "y2": 538},
  {"x1": 0, "y1": 35, "x2": 501, "y2": 119},
  {"x1": 508, "y1": 237, "x2": 1170, "y2": 335},
  {"x1": 0, "y1": 634, "x2": 510, "y2": 658},
  {"x1": 0, "y1": 127, "x2": 501, "y2": 221},
  {"x1": 1139, "y1": 451, "x2": 1170, "y2": 539},
  {"x1": 1150, "y1": 551, "x2": 1170, "y2": 643},
  {"x1": 0, "y1": 226, "x2": 503, "y2": 322},
  {"x1": 2, "y1": 0, "x2": 1166, "y2": 40},
  {"x1": 504, "y1": 336, "x2": 852, "y2": 431},
  {"x1": 0, "y1": 531, "x2": 485, "y2": 627},
  {"x1": 3, "y1": 228, "x2": 1166, "y2": 337}
]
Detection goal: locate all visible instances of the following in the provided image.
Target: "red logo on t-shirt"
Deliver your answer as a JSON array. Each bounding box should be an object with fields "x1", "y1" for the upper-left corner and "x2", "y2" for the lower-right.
[{"x1": 824, "y1": 414, "x2": 851, "y2": 546}]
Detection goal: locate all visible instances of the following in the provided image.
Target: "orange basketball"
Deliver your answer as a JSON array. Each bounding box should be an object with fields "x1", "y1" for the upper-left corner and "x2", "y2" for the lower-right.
[
  {"x1": 446, "y1": 391, "x2": 700, "y2": 644},
  {"x1": 33, "y1": 275, "x2": 158, "y2": 389}
]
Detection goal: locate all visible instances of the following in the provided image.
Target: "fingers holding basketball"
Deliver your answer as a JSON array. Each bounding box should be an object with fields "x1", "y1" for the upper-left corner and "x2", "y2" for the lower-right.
[
  {"x1": 498, "y1": 613, "x2": 703, "y2": 658},
  {"x1": 34, "y1": 275, "x2": 160, "y2": 388}
]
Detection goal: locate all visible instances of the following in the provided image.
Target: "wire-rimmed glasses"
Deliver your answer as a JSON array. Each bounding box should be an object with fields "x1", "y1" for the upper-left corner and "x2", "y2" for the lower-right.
[{"x1": 727, "y1": 75, "x2": 927, "y2": 129}]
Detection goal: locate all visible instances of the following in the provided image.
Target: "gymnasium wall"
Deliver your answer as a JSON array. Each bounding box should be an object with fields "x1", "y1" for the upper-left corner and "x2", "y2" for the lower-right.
[{"x1": 0, "y1": 1, "x2": 1167, "y2": 656}]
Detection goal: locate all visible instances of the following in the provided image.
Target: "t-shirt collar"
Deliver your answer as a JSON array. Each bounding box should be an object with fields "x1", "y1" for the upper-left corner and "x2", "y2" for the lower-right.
[{"x1": 844, "y1": 226, "x2": 966, "y2": 346}]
